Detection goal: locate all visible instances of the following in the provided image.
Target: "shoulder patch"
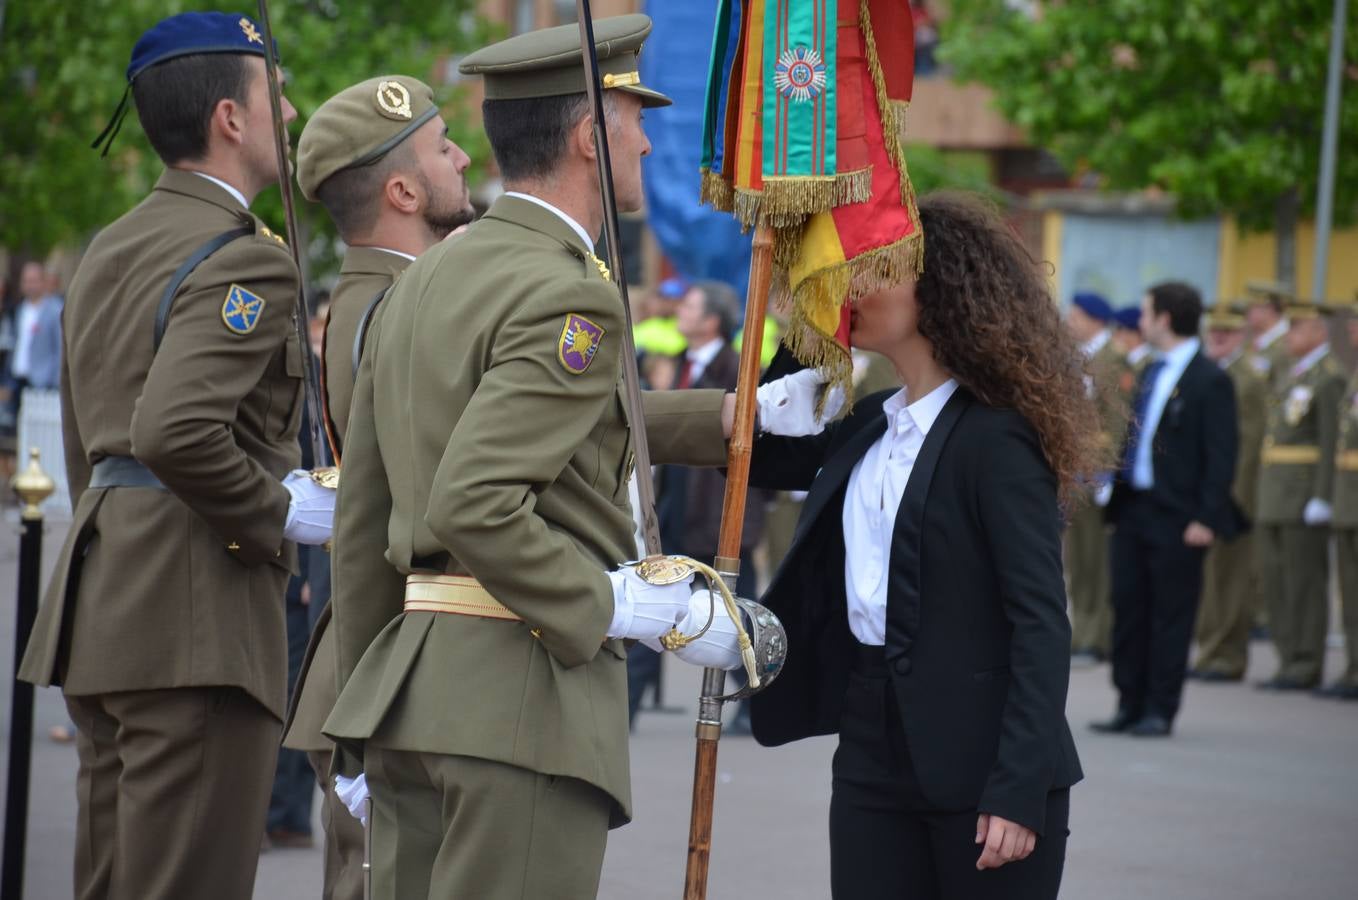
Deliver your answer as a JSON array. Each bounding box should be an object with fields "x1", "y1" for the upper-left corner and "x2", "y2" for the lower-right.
[
  {"x1": 557, "y1": 313, "x2": 605, "y2": 375},
  {"x1": 222, "y1": 283, "x2": 266, "y2": 335}
]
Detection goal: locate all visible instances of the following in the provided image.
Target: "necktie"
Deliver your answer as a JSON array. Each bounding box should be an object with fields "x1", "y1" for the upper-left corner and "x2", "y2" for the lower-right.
[
  {"x1": 676, "y1": 357, "x2": 694, "y2": 390},
  {"x1": 1121, "y1": 358, "x2": 1167, "y2": 481}
]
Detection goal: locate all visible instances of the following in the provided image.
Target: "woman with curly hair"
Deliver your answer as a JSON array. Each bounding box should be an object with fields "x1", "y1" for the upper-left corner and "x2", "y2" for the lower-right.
[{"x1": 742, "y1": 191, "x2": 1098, "y2": 899}]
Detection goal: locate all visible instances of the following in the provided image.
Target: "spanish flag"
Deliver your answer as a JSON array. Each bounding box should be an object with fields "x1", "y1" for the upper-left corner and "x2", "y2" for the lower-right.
[{"x1": 700, "y1": 0, "x2": 921, "y2": 390}]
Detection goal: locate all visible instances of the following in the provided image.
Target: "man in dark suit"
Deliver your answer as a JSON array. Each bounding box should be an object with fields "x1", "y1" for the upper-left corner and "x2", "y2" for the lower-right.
[{"x1": 1095, "y1": 282, "x2": 1239, "y2": 737}]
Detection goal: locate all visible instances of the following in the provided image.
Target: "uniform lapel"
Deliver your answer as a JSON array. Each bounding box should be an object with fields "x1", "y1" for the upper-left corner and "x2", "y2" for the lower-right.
[{"x1": 884, "y1": 387, "x2": 972, "y2": 650}]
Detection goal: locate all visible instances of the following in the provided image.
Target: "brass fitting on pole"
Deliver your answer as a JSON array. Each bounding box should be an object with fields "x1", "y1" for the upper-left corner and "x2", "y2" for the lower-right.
[{"x1": 12, "y1": 447, "x2": 55, "y2": 520}]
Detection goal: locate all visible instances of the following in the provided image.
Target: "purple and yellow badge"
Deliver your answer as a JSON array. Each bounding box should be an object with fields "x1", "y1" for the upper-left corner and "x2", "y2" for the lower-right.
[{"x1": 557, "y1": 314, "x2": 605, "y2": 375}]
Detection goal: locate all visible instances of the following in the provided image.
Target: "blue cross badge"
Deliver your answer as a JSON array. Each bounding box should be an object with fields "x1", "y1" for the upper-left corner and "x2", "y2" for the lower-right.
[{"x1": 221, "y1": 283, "x2": 266, "y2": 335}]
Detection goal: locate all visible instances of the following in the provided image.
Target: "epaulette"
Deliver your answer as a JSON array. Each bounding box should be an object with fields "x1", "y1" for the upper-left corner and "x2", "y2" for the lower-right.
[{"x1": 257, "y1": 223, "x2": 288, "y2": 248}]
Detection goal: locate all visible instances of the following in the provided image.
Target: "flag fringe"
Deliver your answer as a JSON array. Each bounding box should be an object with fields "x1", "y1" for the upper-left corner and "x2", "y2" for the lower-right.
[
  {"x1": 699, "y1": 169, "x2": 736, "y2": 212},
  {"x1": 700, "y1": 168, "x2": 874, "y2": 229}
]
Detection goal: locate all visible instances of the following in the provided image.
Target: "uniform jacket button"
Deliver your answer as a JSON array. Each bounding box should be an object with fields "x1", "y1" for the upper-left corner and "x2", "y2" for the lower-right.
[{"x1": 892, "y1": 656, "x2": 912, "y2": 676}]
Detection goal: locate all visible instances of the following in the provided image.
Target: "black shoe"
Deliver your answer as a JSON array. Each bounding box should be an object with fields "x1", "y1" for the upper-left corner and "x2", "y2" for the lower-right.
[
  {"x1": 1256, "y1": 675, "x2": 1319, "y2": 691},
  {"x1": 1089, "y1": 710, "x2": 1139, "y2": 733},
  {"x1": 1312, "y1": 682, "x2": 1358, "y2": 701},
  {"x1": 1129, "y1": 714, "x2": 1172, "y2": 737},
  {"x1": 1194, "y1": 669, "x2": 1243, "y2": 684}
]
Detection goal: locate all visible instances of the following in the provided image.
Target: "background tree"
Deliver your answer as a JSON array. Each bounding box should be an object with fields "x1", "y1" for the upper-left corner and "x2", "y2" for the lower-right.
[
  {"x1": 0, "y1": 0, "x2": 497, "y2": 284},
  {"x1": 941, "y1": 0, "x2": 1358, "y2": 288}
]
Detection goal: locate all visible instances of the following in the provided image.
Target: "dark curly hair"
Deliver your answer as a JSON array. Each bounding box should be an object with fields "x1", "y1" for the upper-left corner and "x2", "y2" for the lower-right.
[{"x1": 913, "y1": 191, "x2": 1108, "y2": 507}]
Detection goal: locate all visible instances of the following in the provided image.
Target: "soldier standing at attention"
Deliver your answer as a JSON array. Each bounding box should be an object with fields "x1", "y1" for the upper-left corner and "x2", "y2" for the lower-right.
[
  {"x1": 1065, "y1": 292, "x2": 1129, "y2": 662},
  {"x1": 1320, "y1": 301, "x2": 1358, "y2": 701},
  {"x1": 322, "y1": 16, "x2": 748, "y2": 899},
  {"x1": 1191, "y1": 304, "x2": 1267, "y2": 681},
  {"x1": 282, "y1": 74, "x2": 475, "y2": 899},
  {"x1": 17, "y1": 12, "x2": 334, "y2": 900},
  {"x1": 1244, "y1": 280, "x2": 1293, "y2": 395},
  {"x1": 1256, "y1": 298, "x2": 1345, "y2": 691}
]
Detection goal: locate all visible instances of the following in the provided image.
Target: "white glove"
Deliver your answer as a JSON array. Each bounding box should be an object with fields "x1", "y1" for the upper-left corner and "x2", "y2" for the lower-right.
[
  {"x1": 605, "y1": 565, "x2": 695, "y2": 641},
  {"x1": 756, "y1": 369, "x2": 845, "y2": 437},
  {"x1": 334, "y1": 772, "x2": 369, "y2": 826},
  {"x1": 671, "y1": 589, "x2": 745, "y2": 671},
  {"x1": 283, "y1": 469, "x2": 335, "y2": 545},
  {"x1": 1303, "y1": 498, "x2": 1332, "y2": 526},
  {"x1": 1093, "y1": 480, "x2": 1113, "y2": 508}
]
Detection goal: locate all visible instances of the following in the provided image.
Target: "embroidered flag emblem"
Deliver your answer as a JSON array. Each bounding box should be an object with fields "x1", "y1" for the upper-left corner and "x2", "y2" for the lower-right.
[
  {"x1": 222, "y1": 284, "x2": 266, "y2": 335},
  {"x1": 557, "y1": 314, "x2": 605, "y2": 375}
]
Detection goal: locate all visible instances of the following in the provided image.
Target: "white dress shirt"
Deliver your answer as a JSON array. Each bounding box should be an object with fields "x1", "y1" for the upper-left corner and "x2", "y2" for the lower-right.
[
  {"x1": 10, "y1": 301, "x2": 40, "y2": 378},
  {"x1": 504, "y1": 191, "x2": 595, "y2": 249},
  {"x1": 842, "y1": 379, "x2": 958, "y2": 645},
  {"x1": 372, "y1": 247, "x2": 417, "y2": 262},
  {"x1": 191, "y1": 171, "x2": 249, "y2": 209},
  {"x1": 1290, "y1": 342, "x2": 1330, "y2": 379},
  {"x1": 1253, "y1": 317, "x2": 1288, "y2": 353},
  {"x1": 1131, "y1": 337, "x2": 1200, "y2": 489},
  {"x1": 683, "y1": 337, "x2": 724, "y2": 386}
]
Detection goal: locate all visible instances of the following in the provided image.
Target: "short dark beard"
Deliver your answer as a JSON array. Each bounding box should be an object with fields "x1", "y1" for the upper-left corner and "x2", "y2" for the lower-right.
[{"x1": 418, "y1": 170, "x2": 474, "y2": 239}]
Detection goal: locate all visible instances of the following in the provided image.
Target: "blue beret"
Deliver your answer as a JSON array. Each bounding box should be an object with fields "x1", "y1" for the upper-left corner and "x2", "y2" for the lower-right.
[
  {"x1": 1112, "y1": 307, "x2": 1142, "y2": 331},
  {"x1": 127, "y1": 12, "x2": 278, "y2": 82},
  {"x1": 1071, "y1": 291, "x2": 1113, "y2": 323}
]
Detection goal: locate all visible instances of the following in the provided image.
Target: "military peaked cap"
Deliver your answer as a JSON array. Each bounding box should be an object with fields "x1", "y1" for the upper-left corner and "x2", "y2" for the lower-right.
[{"x1": 459, "y1": 14, "x2": 671, "y2": 108}]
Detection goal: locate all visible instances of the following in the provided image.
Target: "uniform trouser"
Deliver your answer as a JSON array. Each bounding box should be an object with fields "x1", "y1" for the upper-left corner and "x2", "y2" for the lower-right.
[
  {"x1": 1108, "y1": 495, "x2": 1207, "y2": 722},
  {"x1": 1333, "y1": 529, "x2": 1358, "y2": 686},
  {"x1": 307, "y1": 749, "x2": 366, "y2": 900},
  {"x1": 1194, "y1": 531, "x2": 1257, "y2": 677},
  {"x1": 64, "y1": 687, "x2": 280, "y2": 900},
  {"x1": 1259, "y1": 523, "x2": 1331, "y2": 684},
  {"x1": 364, "y1": 747, "x2": 612, "y2": 900},
  {"x1": 1065, "y1": 501, "x2": 1111, "y2": 654}
]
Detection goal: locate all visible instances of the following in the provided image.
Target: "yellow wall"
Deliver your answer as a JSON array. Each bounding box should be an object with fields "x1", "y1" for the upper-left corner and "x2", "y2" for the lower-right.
[{"x1": 1217, "y1": 217, "x2": 1358, "y2": 302}]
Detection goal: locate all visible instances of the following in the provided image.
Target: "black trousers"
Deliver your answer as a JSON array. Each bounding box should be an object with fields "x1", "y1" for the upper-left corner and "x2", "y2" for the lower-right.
[
  {"x1": 830, "y1": 650, "x2": 1069, "y2": 900},
  {"x1": 1108, "y1": 493, "x2": 1207, "y2": 722}
]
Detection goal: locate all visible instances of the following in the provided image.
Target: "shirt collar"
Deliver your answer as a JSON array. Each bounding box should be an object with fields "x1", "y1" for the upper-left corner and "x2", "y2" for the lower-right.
[
  {"x1": 882, "y1": 378, "x2": 958, "y2": 435},
  {"x1": 503, "y1": 191, "x2": 595, "y2": 251},
  {"x1": 686, "y1": 337, "x2": 724, "y2": 367},
  {"x1": 1154, "y1": 336, "x2": 1199, "y2": 368},
  {"x1": 1254, "y1": 317, "x2": 1288, "y2": 351},
  {"x1": 1082, "y1": 329, "x2": 1110, "y2": 357},
  {"x1": 190, "y1": 171, "x2": 249, "y2": 209},
  {"x1": 1293, "y1": 342, "x2": 1331, "y2": 377},
  {"x1": 1127, "y1": 343, "x2": 1151, "y2": 366},
  {"x1": 372, "y1": 247, "x2": 417, "y2": 262}
]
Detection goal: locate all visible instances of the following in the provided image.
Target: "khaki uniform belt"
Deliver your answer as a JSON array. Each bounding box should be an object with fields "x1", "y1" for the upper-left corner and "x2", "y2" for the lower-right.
[
  {"x1": 404, "y1": 574, "x2": 521, "y2": 622},
  {"x1": 1339, "y1": 449, "x2": 1358, "y2": 472},
  {"x1": 1262, "y1": 444, "x2": 1321, "y2": 466}
]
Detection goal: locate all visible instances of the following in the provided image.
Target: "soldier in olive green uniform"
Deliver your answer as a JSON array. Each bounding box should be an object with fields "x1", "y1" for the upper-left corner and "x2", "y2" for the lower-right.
[
  {"x1": 1321, "y1": 306, "x2": 1358, "y2": 700},
  {"x1": 281, "y1": 74, "x2": 475, "y2": 899},
  {"x1": 1244, "y1": 280, "x2": 1293, "y2": 396},
  {"x1": 1065, "y1": 292, "x2": 1131, "y2": 659},
  {"x1": 16, "y1": 14, "x2": 334, "y2": 900},
  {"x1": 1193, "y1": 306, "x2": 1268, "y2": 680},
  {"x1": 1256, "y1": 298, "x2": 1345, "y2": 690},
  {"x1": 322, "y1": 18, "x2": 733, "y2": 898}
]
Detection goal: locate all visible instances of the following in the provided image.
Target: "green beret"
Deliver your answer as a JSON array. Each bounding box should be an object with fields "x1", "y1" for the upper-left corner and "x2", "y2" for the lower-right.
[
  {"x1": 458, "y1": 14, "x2": 671, "y2": 108},
  {"x1": 297, "y1": 75, "x2": 439, "y2": 201}
]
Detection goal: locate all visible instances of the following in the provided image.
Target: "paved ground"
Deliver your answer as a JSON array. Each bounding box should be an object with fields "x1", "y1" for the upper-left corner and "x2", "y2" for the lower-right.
[{"x1": 3, "y1": 516, "x2": 1357, "y2": 898}]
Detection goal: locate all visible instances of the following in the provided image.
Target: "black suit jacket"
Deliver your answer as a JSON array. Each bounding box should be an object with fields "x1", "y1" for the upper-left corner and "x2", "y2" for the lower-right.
[
  {"x1": 1107, "y1": 351, "x2": 1240, "y2": 537},
  {"x1": 747, "y1": 386, "x2": 1083, "y2": 834}
]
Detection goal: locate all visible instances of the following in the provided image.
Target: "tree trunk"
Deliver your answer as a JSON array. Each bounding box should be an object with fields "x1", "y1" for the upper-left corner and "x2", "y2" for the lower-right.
[{"x1": 1275, "y1": 187, "x2": 1299, "y2": 291}]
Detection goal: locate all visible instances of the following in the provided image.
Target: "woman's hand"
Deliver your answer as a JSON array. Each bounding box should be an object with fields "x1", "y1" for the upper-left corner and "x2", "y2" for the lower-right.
[{"x1": 975, "y1": 813, "x2": 1036, "y2": 869}]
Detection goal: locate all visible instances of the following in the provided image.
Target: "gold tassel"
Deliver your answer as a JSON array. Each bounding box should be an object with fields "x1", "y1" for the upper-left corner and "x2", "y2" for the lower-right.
[{"x1": 699, "y1": 170, "x2": 735, "y2": 212}]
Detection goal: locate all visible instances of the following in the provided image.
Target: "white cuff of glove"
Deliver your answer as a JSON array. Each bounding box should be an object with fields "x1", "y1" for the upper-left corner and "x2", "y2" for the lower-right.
[
  {"x1": 334, "y1": 773, "x2": 369, "y2": 826},
  {"x1": 283, "y1": 470, "x2": 336, "y2": 545},
  {"x1": 672, "y1": 589, "x2": 745, "y2": 671},
  {"x1": 605, "y1": 565, "x2": 695, "y2": 641},
  {"x1": 1093, "y1": 481, "x2": 1113, "y2": 508},
  {"x1": 755, "y1": 369, "x2": 845, "y2": 437},
  {"x1": 1303, "y1": 498, "x2": 1332, "y2": 526}
]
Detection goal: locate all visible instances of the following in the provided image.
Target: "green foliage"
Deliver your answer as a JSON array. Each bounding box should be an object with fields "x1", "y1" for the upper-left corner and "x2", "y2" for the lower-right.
[
  {"x1": 0, "y1": 0, "x2": 500, "y2": 273},
  {"x1": 940, "y1": 0, "x2": 1358, "y2": 230},
  {"x1": 904, "y1": 145, "x2": 998, "y2": 198}
]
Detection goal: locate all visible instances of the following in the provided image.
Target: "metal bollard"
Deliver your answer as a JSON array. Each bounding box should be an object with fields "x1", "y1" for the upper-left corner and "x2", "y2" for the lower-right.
[{"x1": 3, "y1": 448, "x2": 55, "y2": 899}]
